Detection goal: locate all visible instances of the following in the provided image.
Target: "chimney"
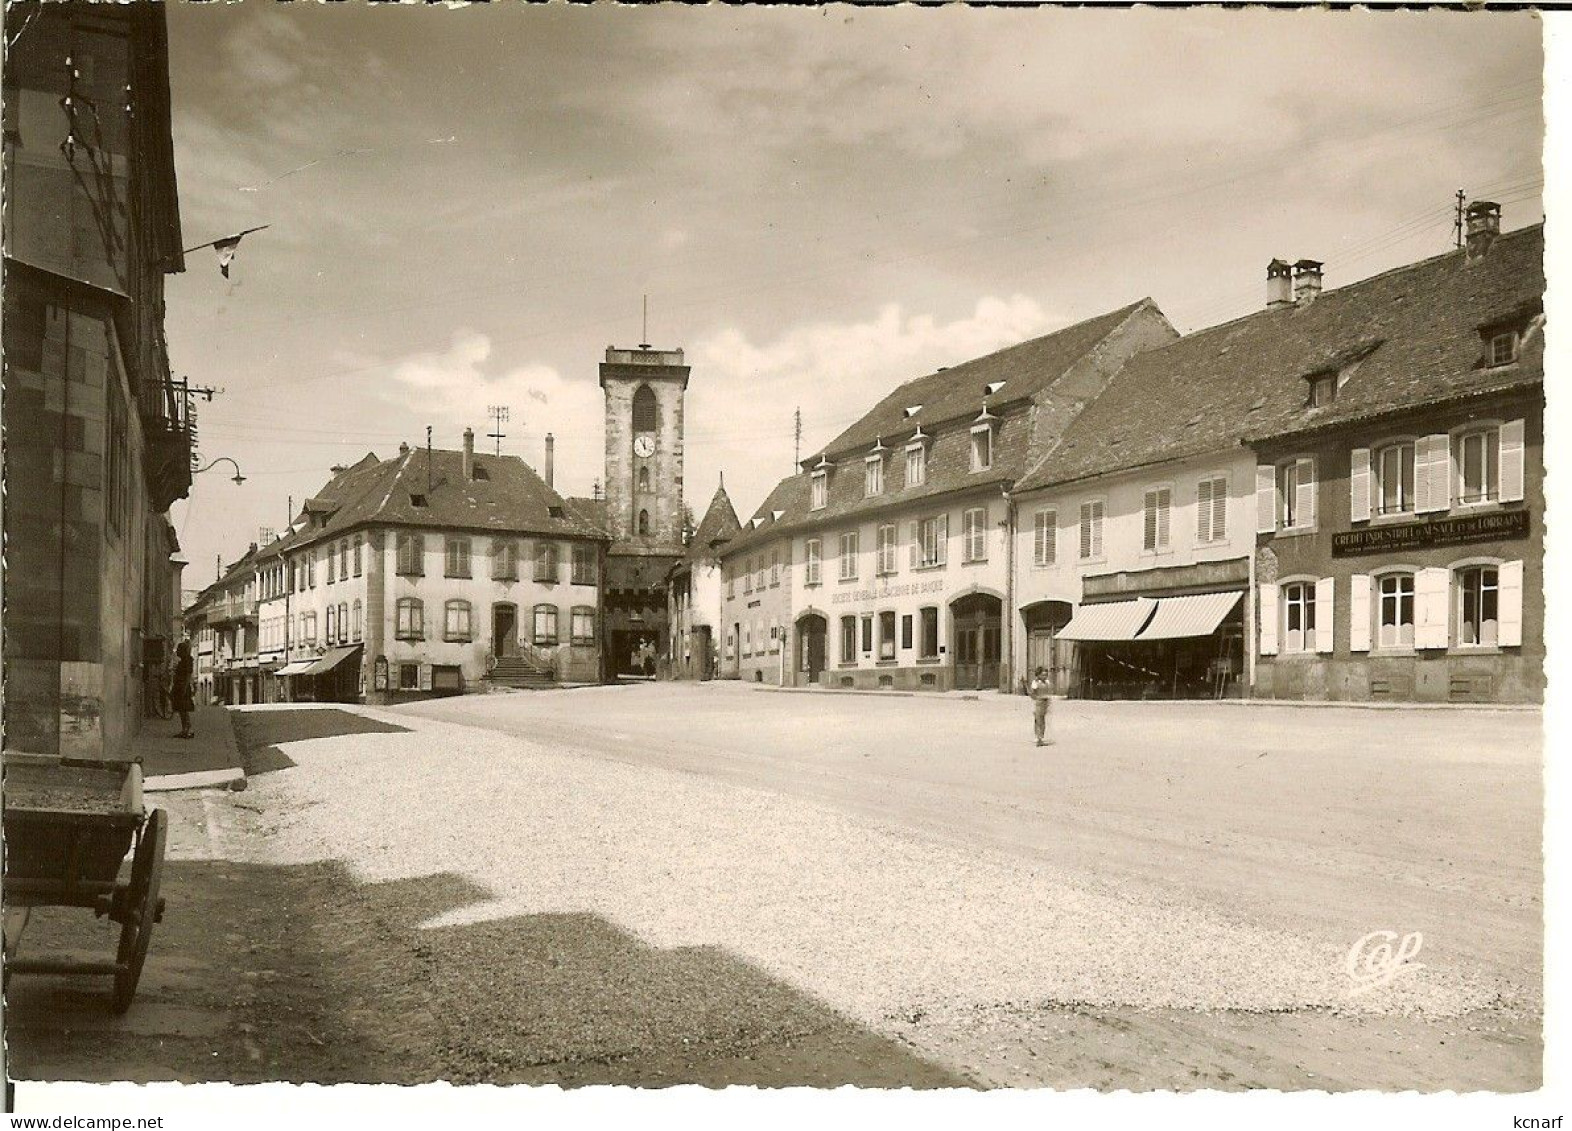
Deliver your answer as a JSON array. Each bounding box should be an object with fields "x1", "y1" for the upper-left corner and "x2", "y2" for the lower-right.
[
  {"x1": 1292, "y1": 259, "x2": 1323, "y2": 305},
  {"x1": 1466, "y1": 200, "x2": 1502, "y2": 260},
  {"x1": 545, "y1": 432, "x2": 555, "y2": 490},
  {"x1": 1267, "y1": 259, "x2": 1293, "y2": 308},
  {"x1": 398, "y1": 441, "x2": 410, "y2": 456},
  {"x1": 462, "y1": 427, "x2": 475, "y2": 480}
]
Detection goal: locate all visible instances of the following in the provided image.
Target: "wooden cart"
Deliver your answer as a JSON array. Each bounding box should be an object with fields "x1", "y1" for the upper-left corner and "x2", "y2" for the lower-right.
[{"x1": 2, "y1": 754, "x2": 168, "y2": 1013}]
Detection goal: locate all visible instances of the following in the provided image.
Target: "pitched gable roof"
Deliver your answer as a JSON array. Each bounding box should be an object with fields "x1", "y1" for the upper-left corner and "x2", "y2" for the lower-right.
[
  {"x1": 1019, "y1": 224, "x2": 1544, "y2": 491},
  {"x1": 816, "y1": 299, "x2": 1156, "y2": 460}
]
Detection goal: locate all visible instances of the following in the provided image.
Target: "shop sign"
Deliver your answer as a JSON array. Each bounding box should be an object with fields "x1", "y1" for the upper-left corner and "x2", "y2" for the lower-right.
[
  {"x1": 1331, "y1": 509, "x2": 1529, "y2": 557},
  {"x1": 831, "y1": 578, "x2": 946, "y2": 605}
]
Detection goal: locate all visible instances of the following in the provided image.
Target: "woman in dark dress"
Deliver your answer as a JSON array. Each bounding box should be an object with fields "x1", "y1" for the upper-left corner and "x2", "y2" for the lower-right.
[{"x1": 172, "y1": 639, "x2": 196, "y2": 739}]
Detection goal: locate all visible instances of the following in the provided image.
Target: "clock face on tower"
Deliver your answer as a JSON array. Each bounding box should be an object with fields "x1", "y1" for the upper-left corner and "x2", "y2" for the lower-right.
[{"x1": 633, "y1": 435, "x2": 655, "y2": 458}]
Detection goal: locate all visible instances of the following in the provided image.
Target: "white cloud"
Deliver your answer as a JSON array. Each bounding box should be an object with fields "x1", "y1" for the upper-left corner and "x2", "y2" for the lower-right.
[{"x1": 685, "y1": 294, "x2": 1063, "y2": 515}]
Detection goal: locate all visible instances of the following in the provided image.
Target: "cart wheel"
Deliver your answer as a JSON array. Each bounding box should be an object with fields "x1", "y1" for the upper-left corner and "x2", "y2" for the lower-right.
[{"x1": 112, "y1": 808, "x2": 167, "y2": 1014}]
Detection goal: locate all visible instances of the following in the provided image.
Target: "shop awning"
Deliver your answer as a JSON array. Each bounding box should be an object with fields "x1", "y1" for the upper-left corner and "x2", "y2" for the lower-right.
[
  {"x1": 1057, "y1": 598, "x2": 1156, "y2": 641},
  {"x1": 274, "y1": 660, "x2": 315, "y2": 677},
  {"x1": 300, "y1": 646, "x2": 361, "y2": 677},
  {"x1": 1137, "y1": 591, "x2": 1242, "y2": 641}
]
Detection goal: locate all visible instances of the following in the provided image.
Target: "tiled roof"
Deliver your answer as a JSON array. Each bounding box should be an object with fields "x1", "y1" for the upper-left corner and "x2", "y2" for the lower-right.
[
  {"x1": 721, "y1": 474, "x2": 813, "y2": 556},
  {"x1": 257, "y1": 447, "x2": 605, "y2": 557},
  {"x1": 816, "y1": 299, "x2": 1155, "y2": 460},
  {"x1": 687, "y1": 483, "x2": 742, "y2": 560},
  {"x1": 1019, "y1": 224, "x2": 1544, "y2": 491}
]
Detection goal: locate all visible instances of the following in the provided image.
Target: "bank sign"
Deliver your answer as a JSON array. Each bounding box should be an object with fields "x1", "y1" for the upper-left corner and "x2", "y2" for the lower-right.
[
  {"x1": 1331, "y1": 509, "x2": 1529, "y2": 557},
  {"x1": 830, "y1": 578, "x2": 947, "y2": 605}
]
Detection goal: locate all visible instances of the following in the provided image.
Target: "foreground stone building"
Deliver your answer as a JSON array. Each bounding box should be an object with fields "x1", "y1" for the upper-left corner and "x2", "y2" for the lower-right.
[{"x1": 2, "y1": 3, "x2": 191, "y2": 756}]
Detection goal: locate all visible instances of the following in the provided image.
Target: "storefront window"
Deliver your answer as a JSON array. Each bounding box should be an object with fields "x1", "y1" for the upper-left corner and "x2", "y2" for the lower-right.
[
  {"x1": 840, "y1": 616, "x2": 857, "y2": 663},
  {"x1": 878, "y1": 611, "x2": 897, "y2": 660},
  {"x1": 919, "y1": 607, "x2": 939, "y2": 659}
]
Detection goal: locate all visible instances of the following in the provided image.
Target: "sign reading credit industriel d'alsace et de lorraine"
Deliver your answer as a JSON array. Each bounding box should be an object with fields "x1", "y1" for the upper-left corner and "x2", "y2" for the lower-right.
[{"x1": 1331, "y1": 509, "x2": 1530, "y2": 557}]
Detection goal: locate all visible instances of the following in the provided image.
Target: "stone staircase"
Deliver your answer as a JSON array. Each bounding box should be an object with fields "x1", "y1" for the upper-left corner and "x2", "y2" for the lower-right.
[{"x1": 486, "y1": 652, "x2": 558, "y2": 691}]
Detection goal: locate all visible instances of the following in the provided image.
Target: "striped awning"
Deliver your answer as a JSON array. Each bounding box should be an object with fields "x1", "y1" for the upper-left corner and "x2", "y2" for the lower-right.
[
  {"x1": 1057, "y1": 598, "x2": 1157, "y2": 641},
  {"x1": 274, "y1": 660, "x2": 315, "y2": 676},
  {"x1": 1138, "y1": 591, "x2": 1243, "y2": 641}
]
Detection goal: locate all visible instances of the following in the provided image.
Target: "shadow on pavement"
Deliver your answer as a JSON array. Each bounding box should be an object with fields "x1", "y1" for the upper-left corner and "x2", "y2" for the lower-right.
[
  {"x1": 5, "y1": 855, "x2": 968, "y2": 1088},
  {"x1": 231, "y1": 708, "x2": 410, "y2": 776}
]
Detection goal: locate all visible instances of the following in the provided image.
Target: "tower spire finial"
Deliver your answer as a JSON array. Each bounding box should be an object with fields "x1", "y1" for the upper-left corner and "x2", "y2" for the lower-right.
[{"x1": 640, "y1": 294, "x2": 650, "y2": 350}]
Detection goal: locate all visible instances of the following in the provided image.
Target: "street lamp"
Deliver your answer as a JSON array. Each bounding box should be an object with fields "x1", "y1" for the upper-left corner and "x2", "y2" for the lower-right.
[{"x1": 193, "y1": 456, "x2": 246, "y2": 486}]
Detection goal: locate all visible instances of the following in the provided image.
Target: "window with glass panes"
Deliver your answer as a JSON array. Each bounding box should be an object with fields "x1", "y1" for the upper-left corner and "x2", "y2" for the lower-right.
[
  {"x1": 970, "y1": 426, "x2": 993, "y2": 471},
  {"x1": 878, "y1": 611, "x2": 897, "y2": 660},
  {"x1": 396, "y1": 598, "x2": 423, "y2": 640},
  {"x1": 865, "y1": 456, "x2": 884, "y2": 497},
  {"x1": 805, "y1": 539, "x2": 822, "y2": 585},
  {"x1": 1455, "y1": 428, "x2": 1500, "y2": 504},
  {"x1": 811, "y1": 470, "x2": 827, "y2": 510},
  {"x1": 1282, "y1": 582, "x2": 1316, "y2": 652},
  {"x1": 534, "y1": 543, "x2": 559, "y2": 583},
  {"x1": 906, "y1": 443, "x2": 926, "y2": 487},
  {"x1": 571, "y1": 607, "x2": 596, "y2": 645},
  {"x1": 917, "y1": 515, "x2": 946, "y2": 568},
  {"x1": 1377, "y1": 573, "x2": 1415, "y2": 649},
  {"x1": 840, "y1": 616, "x2": 857, "y2": 662},
  {"x1": 1457, "y1": 566, "x2": 1499, "y2": 647},
  {"x1": 493, "y1": 540, "x2": 518, "y2": 580},
  {"x1": 444, "y1": 600, "x2": 473, "y2": 641},
  {"x1": 532, "y1": 604, "x2": 559, "y2": 645},
  {"x1": 353, "y1": 535, "x2": 363, "y2": 576},
  {"x1": 1376, "y1": 442, "x2": 1416, "y2": 515},
  {"x1": 919, "y1": 606, "x2": 939, "y2": 659},
  {"x1": 861, "y1": 615, "x2": 873, "y2": 654}
]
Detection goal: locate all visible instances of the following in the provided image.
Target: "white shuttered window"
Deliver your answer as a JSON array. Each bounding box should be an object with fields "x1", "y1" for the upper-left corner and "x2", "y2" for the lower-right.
[
  {"x1": 1196, "y1": 476, "x2": 1227, "y2": 543},
  {"x1": 1033, "y1": 509, "x2": 1057, "y2": 567}
]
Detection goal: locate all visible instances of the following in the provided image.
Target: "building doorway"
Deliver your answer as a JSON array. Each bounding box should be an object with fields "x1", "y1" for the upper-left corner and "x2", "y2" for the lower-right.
[
  {"x1": 493, "y1": 603, "x2": 518, "y2": 659},
  {"x1": 796, "y1": 613, "x2": 827, "y2": 685},
  {"x1": 1021, "y1": 600, "x2": 1075, "y2": 695},
  {"x1": 951, "y1": 592, "x2": 1002, "y2": 690}
]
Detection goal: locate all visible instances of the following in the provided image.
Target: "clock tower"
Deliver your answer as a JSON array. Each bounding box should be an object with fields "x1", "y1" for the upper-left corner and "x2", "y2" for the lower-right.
[{"x1": 599, "y1": 344, "x2": 689, "y2": 550}]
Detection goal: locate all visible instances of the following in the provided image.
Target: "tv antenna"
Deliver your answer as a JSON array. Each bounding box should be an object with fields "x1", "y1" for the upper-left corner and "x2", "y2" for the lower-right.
[
  {"x1": 794, "y1": 407, "x2": 802, "y2": 470},
  {"x1": 1454, "y1": 188, "x2": 1467, "y2": 250},
  {"x1": 487, "y1": 405, "x2": 509, "y2": 456}
]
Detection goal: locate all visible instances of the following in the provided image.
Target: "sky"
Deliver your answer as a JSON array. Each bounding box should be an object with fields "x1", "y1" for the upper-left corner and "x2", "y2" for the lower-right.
[{"x1": 161, "y1": 4, "x2": 1545, "y2": 587}]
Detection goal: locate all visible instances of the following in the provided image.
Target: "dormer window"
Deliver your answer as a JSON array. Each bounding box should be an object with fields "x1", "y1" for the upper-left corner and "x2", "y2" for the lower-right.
[
  {"x1": 905, "y1": 441, "x2": 927, "y2": 488},
  {"x1": 970, "y1": 422, "x2": 995, "y2": 472},
  {"x1": 1487, "y1": 329, "x2": 1519, "y2": 368},
  {"x1": 811, "y1": 468, "x2": 828, "y2": 510},
  {"x1": 864, "y1": 453, "x2": 884, "y2": 497},
  {"x1": 1307, "y1": 372, "x2": 1336, "y2": 408}
]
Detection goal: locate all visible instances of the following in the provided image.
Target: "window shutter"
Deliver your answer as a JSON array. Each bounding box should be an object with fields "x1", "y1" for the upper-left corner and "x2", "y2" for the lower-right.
[
  {"x1": 1212, "y1": 482, "x2": 1227, "y2": 542},
  {"x1": 908, "y1": 522, "x2": 919, "y2": 568},
  {"x1": 1415, "y1": 567, "x2": 1450, "y2": 649},
  {"x1": 1295, "y1": 457, "x2": 1316, "y2": 528},
  {"x1": 418, "y1": 663, "x2": 433, "y2": 692},
  {"x1": 1350, "y1": 448, "x2": 1371, "y2": 523},
  {"x1": 1498, "y1": 559, "x2": 1524, "y2": 647},
  {"x1": 1314, "y1": 576, "x2": 1336, "y2": 654},
  {"x1": 1349, "y1": 574, "x2": 1372, "y2": 652},
  {"x1": 1158, "y1": 491, "x2": 1170, "y2": 548},
  {"x1": 1143, "y1": 493, "x2": 1157, "y2": 551},
  {"x1": 1195, "y1": 479, "x2": 1211, "y2": 543},
  {"x1": 1499, "y1": 418, "x2": 1526, "y2": 503},
  {"x1": 936, "y1": 515, "x2": 948, "y2": 565},
  {"x1": 1415, "y1": 434, "x2": 1450, "y2": 514},
  {"x1": 1256, "y1": 465, "x2": 1276, "y2": 534},
  {"x1": 1258, "y1": 583, "x2": 1279, "y2": 656}
]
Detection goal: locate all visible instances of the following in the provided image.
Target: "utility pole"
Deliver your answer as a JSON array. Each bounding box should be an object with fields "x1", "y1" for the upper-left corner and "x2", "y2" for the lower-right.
[
  {"x1": 794, "y1": 407, "x2": 802, "y2": 470},
  {"x1": 486, "y1": 405, "x2": 509, "y2": 456},
  {"x1": 1454, "y1": 188, "x2": 1468, "y2": 250},
  {"x1": 426, "y1": 425, "x2": 433, "y2": 494}
]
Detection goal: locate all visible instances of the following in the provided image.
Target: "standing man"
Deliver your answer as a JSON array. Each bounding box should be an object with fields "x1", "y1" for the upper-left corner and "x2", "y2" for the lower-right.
[{"x1": 1030, "y1": 666, "x2": 1055, "y2": 747}]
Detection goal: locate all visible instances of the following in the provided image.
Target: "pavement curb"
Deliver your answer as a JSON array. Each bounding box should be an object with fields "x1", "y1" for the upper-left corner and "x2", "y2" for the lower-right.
[{"x1": 145, "y1": 766, "x2": 245, "y2": 792}]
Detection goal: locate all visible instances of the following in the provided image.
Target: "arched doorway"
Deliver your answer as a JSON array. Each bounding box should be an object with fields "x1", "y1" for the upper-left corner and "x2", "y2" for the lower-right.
[
  {"x1": 951, "y1": 592, "x2": 1002, "y2": 690},
  {"x1": 796, "y1": 613, "x2": 828, "y2": 686},
  {"x1": 1021, "y1": 600, "x2": 1074, "y2": 695}
]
